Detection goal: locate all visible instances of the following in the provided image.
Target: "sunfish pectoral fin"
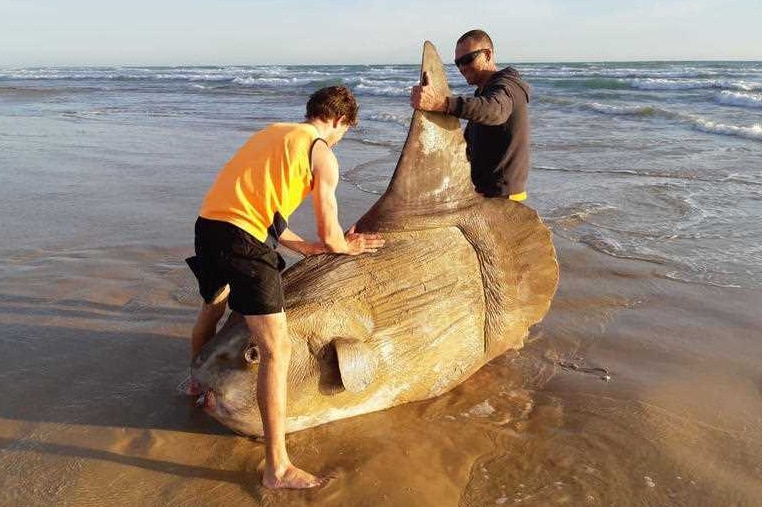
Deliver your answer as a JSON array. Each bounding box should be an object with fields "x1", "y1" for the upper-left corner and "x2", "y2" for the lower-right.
[{"x1": 333, "y1": 338, "x2": 378, "y2": 393}]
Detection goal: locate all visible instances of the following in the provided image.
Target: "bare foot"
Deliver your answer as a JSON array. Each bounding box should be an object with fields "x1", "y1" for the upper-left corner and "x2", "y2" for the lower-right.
[{"x1": 262, "y1": 464, "x2": 327, "y2": 490}]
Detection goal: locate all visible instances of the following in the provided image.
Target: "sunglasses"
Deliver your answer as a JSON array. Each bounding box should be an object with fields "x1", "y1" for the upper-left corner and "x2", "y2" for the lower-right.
[{"x1": 454, "y1": 48, "x2": 488, "y2": 68}]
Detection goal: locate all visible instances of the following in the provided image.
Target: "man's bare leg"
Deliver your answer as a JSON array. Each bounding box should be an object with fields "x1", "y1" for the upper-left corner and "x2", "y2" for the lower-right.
[
  {"x1": 244, "y1": 313, "x2": 325, "y2": 490},
  {"x1": 179, "y1": 286, "x2": 231, "y2": 396},
  {"x1": 191, "y1": 285, "x2": 230, "y2": 359}
]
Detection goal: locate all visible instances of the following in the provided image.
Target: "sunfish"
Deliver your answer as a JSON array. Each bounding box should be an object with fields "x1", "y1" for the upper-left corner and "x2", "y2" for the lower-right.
[{"x1": 190, "y1": 41, "x2": 559, "y2": 436}]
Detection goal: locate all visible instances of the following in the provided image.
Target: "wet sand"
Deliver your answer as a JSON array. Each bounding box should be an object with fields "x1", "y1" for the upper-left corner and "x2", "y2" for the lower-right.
[{"x1": 1, "y1": 235, "x2": 760, "y2": 506}]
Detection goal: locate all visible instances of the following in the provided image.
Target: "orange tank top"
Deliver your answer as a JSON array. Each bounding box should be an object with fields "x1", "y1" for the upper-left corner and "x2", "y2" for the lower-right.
[{"x1": 199, "y1": 123, "x2": 321, "y2": 244}]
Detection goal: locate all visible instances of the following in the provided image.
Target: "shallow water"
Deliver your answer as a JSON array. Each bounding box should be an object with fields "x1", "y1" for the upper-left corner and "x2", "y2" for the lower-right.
[{"x1": 1, "y1": 61, "x2": 761, "y2": 505}]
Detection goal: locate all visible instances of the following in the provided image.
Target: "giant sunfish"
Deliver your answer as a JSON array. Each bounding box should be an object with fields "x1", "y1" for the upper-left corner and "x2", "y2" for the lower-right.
[{"x1": 190, "y1": 41, "x2": 559, "y2": 436}]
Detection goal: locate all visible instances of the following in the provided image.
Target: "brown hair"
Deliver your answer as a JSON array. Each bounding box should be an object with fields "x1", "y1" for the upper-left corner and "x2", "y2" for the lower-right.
[
  {"x1": 305, "y1": 86, "x2": 359, "y2": 126},
  {"x1": 457, "y1": 29, "x2": 494, "y2": 50}
]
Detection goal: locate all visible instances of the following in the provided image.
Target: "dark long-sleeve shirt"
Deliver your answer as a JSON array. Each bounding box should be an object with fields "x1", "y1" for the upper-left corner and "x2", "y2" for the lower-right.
[{"x1": 445, "y1": 67, "x2": 531, "y2": 197}]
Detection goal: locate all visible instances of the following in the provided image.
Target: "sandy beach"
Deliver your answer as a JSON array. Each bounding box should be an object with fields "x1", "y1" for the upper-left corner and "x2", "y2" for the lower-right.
[{"x1": 1, "y1": 231, "x2": 759, "y2": 506}]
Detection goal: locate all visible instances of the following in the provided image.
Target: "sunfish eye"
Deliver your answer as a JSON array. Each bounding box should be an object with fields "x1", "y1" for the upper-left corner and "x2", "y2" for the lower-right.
[{"x1": 243, "y1": 345, "x2": 260, "y2": 364}]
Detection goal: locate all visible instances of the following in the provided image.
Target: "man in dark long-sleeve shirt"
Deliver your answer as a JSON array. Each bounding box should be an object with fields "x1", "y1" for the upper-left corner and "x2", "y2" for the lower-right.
[{"x1": 411, "y1": 29, "x2": 531, "y2": 201}]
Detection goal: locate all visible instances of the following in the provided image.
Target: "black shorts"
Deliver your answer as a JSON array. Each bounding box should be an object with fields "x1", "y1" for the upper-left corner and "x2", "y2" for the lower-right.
[{"x1": 186, "y1": 217, "x2": 286, "y2": 315}]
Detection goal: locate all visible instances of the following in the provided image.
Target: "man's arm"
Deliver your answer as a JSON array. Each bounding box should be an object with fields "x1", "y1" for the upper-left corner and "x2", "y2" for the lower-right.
[
  {"x1": 447, "y1": 90, "x2": 513, "y2": 125},
  {"x1": 410, "y1": 72, "x2": 514, "y2": 125},
  {"x1": 277, "y1": 228, "x2": 323, "y2": 256},
  {"x1": 311, "y1": 140, "x2": 385, "y2": 255}
]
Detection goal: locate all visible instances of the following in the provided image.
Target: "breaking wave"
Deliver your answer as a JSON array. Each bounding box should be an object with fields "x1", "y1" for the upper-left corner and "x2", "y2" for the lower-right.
[
  {"x1": 573, "y1": 100, "x2": 762, "y2": 142},
  {"x1": 714, "y1": 90, "x2": 762, "y2": 108},
  {"x1": 689, "y1": 118, "x2": 762, "y2": 141},
  {"x1": 583, "y1": 103, "x2": 661, "y2": 117},
  {"x1": 367, "y1": 113, "x2": 410, "y2": 127},
  {"x1": 629, "y1": 78, "x2": 762, "y2": 92}
]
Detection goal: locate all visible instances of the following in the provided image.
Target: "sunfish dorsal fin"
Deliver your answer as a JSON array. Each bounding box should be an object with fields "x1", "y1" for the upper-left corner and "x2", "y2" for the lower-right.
[{"x1": 357, "y1": 41, "x2": 477, "y2": 231}]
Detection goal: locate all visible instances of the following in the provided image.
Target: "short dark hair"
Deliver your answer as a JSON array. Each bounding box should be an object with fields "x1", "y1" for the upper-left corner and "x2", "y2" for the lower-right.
[
  {"x1": 457, "y1": 29, "x2": 494, "y2": 50},
  {"x1": 305, "y1": 86, "x2": 359, "y2": 126}
]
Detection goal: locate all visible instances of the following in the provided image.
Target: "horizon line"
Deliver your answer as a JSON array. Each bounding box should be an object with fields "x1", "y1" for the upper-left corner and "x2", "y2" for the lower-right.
[{"x1": 2, "y1": 58, "x2": 762, "y2": 69}]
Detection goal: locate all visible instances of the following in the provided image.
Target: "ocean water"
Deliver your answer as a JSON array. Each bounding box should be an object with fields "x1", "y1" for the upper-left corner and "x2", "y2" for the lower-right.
[{"x1": 1, "y1": 61, "x2": 760, "y2": 288}]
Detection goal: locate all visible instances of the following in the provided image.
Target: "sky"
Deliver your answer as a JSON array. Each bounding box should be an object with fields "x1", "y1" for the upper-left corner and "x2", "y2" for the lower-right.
[{"x1": 0, "y1": 0, "x2": 760, "y2": 66}]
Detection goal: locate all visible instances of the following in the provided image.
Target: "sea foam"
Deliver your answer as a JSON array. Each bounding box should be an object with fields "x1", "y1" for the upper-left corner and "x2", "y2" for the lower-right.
[
  {"x1": 715, "y1": 90, "x2": 762, "y2": 108},
  {"x1": 689, "y1": 118, "x2": 762, "y2": 141}
]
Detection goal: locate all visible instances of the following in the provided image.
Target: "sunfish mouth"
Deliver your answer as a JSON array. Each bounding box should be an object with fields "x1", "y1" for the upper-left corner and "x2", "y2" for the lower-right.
[
  {"x1": 197, "y1": 389, "x2": 234, "y2": 418},
  {"x1": 198, "y1": 389, "x2": 215, "y2": 410}
]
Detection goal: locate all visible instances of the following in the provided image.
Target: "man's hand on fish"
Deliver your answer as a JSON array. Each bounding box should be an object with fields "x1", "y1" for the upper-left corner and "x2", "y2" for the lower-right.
[{"x1": 344, "y1": 225, "x2": 385, "y2": 255}]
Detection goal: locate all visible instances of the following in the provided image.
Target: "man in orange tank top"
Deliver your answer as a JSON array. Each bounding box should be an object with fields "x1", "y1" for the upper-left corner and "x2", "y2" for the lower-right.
[{"x1": 184, "y1": 86, "x2": 385, "y2": 489}]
